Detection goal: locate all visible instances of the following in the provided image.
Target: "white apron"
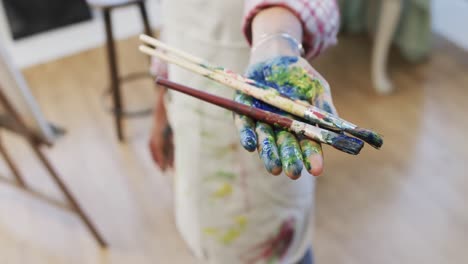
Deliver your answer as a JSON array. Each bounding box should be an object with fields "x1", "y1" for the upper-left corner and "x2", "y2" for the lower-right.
[{"x1": 162, "y1": 1, "x2": 315, "y2": 263}]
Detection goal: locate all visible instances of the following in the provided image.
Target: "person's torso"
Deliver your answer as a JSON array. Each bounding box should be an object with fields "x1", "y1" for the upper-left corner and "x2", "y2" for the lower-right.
[
  {"x1": 162, "y1": 2, "x2": 314, "y2": 263},
  {"x1": 162, "y1": 0, "x2": 246, "y2": 47}
]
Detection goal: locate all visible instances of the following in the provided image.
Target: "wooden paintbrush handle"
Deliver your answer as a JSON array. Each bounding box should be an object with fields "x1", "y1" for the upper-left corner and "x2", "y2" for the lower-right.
[{"x1": 156, "y1": 78, "x2": 293, "y2": 129}]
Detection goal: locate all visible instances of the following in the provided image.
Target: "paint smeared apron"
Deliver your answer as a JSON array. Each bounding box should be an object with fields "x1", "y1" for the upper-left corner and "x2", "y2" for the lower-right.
[{"x1": 162, "y1": 1, "x2": 314, "y2": 263}]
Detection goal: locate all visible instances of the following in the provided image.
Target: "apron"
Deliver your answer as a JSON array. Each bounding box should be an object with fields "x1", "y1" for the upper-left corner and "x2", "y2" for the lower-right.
[{"x1": 162, "y1": 1, "x2": 315, "y2": 263}]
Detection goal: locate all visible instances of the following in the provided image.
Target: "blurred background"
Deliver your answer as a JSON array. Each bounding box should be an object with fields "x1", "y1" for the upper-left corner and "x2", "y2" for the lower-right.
[{"x1": 0, "y1": 0, "x2": 467, "y2": 263}]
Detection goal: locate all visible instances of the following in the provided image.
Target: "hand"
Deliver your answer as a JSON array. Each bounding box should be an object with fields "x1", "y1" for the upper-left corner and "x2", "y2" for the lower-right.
[
  {"x1": 149, "y1": 95, "x2": 174, "y2": 171},
  {"x1": 234, "y1": 55, "x2": 337, "y2": 179}
]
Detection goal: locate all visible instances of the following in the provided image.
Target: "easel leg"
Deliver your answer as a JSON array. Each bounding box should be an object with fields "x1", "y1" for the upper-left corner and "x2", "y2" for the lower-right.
[
  {"x1": 0, "y1": 135, "x2": 27, "y2": 188},
  {"x1": 30, "y1": 144, "x2": 107, "y2": 247},
  {"x1": 0, "y1": 80, "x2": 107, "y2": 247}
]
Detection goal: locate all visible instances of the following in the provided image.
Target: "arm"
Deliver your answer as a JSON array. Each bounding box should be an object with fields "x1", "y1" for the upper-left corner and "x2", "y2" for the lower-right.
[
  {"x1": 149, "y1": 85, "x2": 174, "y2": 172},
  {"x1": 243, "y1": 0, "x2": 340, "y2": 58},
  {"x1": 251, "y1": 7, "x2": 303, "y2": 51}
]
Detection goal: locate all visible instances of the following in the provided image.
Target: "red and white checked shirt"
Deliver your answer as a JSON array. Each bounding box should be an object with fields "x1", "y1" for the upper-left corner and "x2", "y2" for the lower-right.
[{"x1": 243, "y1": 0, "x2": 340, "y2": 58}]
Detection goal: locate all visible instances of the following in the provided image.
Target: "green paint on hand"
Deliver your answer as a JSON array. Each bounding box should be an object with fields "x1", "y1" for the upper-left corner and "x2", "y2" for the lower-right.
[
  {"x1": 277, "y1": 130, "x2": 303, "y2": 177},
  {"x1": 299, "y1": 139, "x2": 322, "y2": 172},
  {"x1": 266, "y1": 65, "x2": 324, "y2": 101}
]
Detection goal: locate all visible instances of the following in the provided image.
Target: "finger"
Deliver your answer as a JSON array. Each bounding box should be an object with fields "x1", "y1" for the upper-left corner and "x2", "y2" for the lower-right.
[
  {"x1": 162, "y1": 125, "x2": 173, "y2": 169},
  {"x1": 235, "y1": 115, "x2": 257, "y2": 152},
  {"x1": 298, "y1": 137, "x2": 324, "y2": 176},
  {"x1": 319, "y1": 99, "x2": 338, "y2": 116},
  {"x1": 276, "y1": 130, "x2": 304, "y2": 179},
  {"x1": 314, "y1": 91, "x2": 338, "y2": 115},
  {"x1": 149, "y1": 140, "x2": 167, "y2": 171},
  {"x1": 159, "y1": 145, "x2": 168, "y2": 172},
  {"x1": 256, "y1": 122, "x2": 282, "y2": 175},
  {"x1": 166, "y1": 134, "x2": 175, "y2": 169},
  {"x1": 149, "y1": 140, "x2": 159, "y2": 164},
  {"x1": 234, "y1": 92, "x2": 257, "y2": 151}
]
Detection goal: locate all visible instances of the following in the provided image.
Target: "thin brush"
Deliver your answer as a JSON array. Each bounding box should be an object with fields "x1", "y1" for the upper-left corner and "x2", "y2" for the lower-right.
[
  {"x1": 140, "y1": 34, "x2": 383, "y2": 149},
  {"x1": 156, "y1": 78, "x2": 364, "y2": 155}
]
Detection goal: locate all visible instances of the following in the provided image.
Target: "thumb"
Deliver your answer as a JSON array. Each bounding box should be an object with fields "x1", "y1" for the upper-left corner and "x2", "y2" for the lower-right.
[{"x1": 317, "y1": 95, "x2": 338, "y2": 116}]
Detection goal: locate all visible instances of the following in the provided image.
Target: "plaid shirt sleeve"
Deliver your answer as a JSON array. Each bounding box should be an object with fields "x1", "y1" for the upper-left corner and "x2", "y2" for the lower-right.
[{"x1": 243, "y1": 0, "x2": 340, "y2": 58}]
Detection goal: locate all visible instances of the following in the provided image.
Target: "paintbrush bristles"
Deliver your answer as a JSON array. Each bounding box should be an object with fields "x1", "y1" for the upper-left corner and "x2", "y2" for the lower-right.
[
  {"x1": 329, "y1": 135, "x2": 364, "y2": 155},
  {"x1": 290, "y1": 121, "x2": 364, "y2": 155},
  {"x1": 306, "y1": 107, "x2": 383, "y2": 149},
  {"x1": 347, "y1": 127, "x2": 383, "y2": 149}
]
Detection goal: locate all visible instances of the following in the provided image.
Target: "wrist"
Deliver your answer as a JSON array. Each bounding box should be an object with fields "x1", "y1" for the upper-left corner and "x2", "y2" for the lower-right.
[
  {"x1": 155, "y1": 91, "x2": 167, "y2": 115},
  {"x1": 251, "y1": 7, "x2": 303, "y2": 44},
  {"x1": 250, "y1": 33, "x2": 303, "y2": 63},
  {"x1": 250, "y1": 6, "x2": 304, "y2": 64}
]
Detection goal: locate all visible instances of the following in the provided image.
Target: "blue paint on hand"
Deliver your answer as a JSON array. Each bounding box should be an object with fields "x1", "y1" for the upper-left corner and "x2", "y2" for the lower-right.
[
  {"x1": 260, "y1": 137, "x2": 282, "y2": 172},
  {"x1": 240, "y1": 127, "x2": 257, "y2": 152},
  {"x1": 247, "y1": 56, "x2": 301, "y2": 114},
  {"x1": 247, "y1": 56, "x2": 320, "y2": 110},
  {"x1": 239, "y1": 55, "x2": 329, "y2": 177}
]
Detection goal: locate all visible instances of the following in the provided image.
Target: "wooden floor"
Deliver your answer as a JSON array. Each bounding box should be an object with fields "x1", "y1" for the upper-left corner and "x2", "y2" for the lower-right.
[{"x1": 0, "y1": 35, "x2": 467, "y2": 263}]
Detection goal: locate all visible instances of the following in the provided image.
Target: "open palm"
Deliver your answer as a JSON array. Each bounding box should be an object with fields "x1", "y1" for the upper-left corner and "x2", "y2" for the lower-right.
[{"x1": 234, "y1": 56, "x2": 337, "y2": 179}]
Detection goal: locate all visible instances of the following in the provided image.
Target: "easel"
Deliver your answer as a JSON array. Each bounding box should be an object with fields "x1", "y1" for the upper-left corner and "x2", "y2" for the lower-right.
[{"x1": 0, "y1": 86, "x2": 107, "y2": 247}]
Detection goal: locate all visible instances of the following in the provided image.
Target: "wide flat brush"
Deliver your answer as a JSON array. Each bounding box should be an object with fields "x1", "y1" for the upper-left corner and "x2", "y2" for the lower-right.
[
  {"x1": 139, "y1": 34, "x2": 383, "y2": 149},
  {"x1": 157, "y1": 78, "x2": 364, "y2": 155}
]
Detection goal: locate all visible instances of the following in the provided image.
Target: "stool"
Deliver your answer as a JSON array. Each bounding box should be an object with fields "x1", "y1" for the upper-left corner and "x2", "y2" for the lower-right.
[{"x1": 88, "y1": 0, "x2": 154, "y2": 141}]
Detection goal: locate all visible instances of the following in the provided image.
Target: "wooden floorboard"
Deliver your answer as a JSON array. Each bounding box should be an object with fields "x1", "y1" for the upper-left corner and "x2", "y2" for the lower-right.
[{"x1": 0, "y1": 34, "x2": 467, "y2": 263}]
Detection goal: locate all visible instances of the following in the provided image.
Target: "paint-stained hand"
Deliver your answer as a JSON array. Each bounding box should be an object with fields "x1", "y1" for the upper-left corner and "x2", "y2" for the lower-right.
[
  {"x1": 234, "y1": 56, "x2": 337, "y2": 179},
  {"x1": 149, "y1": 97, "x2": 174, "y2": 172}
]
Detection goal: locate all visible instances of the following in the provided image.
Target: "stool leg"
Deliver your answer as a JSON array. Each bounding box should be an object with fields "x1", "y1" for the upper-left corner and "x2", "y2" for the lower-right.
[
  {"x1": 138, "y1": 1, "x2": 152, "y2": 37},
  {"x1": 103, "y1": 9, "x2": 124, "y2": 141}
]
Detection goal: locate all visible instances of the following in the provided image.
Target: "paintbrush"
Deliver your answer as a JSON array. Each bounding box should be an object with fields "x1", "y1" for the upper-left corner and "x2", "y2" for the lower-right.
[
  {"x1": 139, "y1": 34, "x2": 383, "y2": 149},
  {"x1": 156, "y1": 78, "x2": 364, "y2": 155}
]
